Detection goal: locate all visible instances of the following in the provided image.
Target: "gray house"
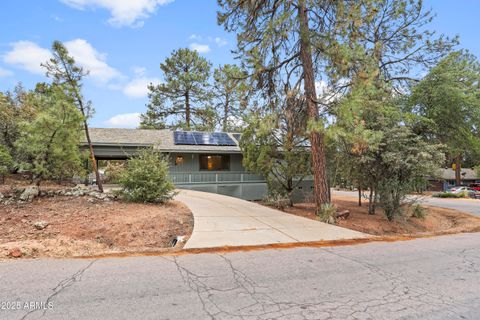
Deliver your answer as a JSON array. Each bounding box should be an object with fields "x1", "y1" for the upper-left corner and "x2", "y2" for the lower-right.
[
  {"x1": 84, "y1": 128, "x2": 313, "y2": 200},
  {"x1": 428, "y1": 168, "x2": 480, "y2": 191}
]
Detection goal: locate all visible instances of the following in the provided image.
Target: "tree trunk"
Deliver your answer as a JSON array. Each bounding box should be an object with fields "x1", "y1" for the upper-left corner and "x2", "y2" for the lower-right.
[
  {"x1": 185, "y1": 91, "x2": 191, "y2": 130},
  {"x1": 84, "y1": 121, "x2": 103, "y2": 193},
  {"x1": 368, "y1": 186, "x2": 376, "y2": 215},
  {"x1": 358, "y1": 187, "x2": 362, "y2": 206},
  {"x1": 223, "y1": 97, "x2": 229, "y2": 132},
  {"x1": 287, "y1": 178, "x2": 294, "y2": 207},
  {"x1": 298, "y1": 0, "x2": 330, "y2": 213},
  {"x1": 455, "y1": 154, "x2": 462, "y2": 186}
]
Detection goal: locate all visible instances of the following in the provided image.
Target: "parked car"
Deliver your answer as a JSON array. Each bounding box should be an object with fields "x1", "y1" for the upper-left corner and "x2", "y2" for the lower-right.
[
  {"x1": 469, "y1": 183, "x2": 480, "y2": 191},
  {"x1": 449, "y1": 186, "x2": 470, "y2": 193}
]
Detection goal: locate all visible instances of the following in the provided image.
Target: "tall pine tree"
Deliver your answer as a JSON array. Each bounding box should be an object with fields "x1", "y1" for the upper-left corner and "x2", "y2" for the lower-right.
[{"x1": 141, "y1": 48, "x2": 216, "y2": 131}]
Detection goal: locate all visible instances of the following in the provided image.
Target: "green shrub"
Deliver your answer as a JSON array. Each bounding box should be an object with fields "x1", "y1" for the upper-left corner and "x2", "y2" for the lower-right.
[
  {"x1": 0, "y1": 145, "x2": 13, "y2": 184},
  {"x1": 411, "y1": 204, "x2": 427, "y2": 219},
  {"x1": 118, "y1": 148, "x2": 176, "y2": 203},
  {"x1": 433, "y1": 192, "x2": 464, "y2": 198},
  {"x1": 104, "y1": 161, "x2": 125, "y2": 184},
  {"x1": 263, "y1": 192, "x2": 290, "y2": 210},
  {"x1": 316, "y1": 203, "x2": 337, "y2": 224}
]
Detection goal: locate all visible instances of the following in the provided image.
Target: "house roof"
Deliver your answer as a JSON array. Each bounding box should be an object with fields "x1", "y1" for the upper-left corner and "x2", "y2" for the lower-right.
[
  {"x1": 84, "y1": 128, "x2": 242, "y2": 153},
  {"x1": 434, "y1": 168, "x2": 479, "y2": 181}
]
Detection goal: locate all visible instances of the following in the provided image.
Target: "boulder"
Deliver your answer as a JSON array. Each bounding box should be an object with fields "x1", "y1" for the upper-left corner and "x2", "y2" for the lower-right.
[
  {"x1": 8, "y1": 248, "x2": 22, "y2": 258},
  {"x1": 19, "y1": 186, "x2": 39, "y2": 202},
  {"x1": 34, "y1": 221, "x2": 49, "y2": 230},
  {"x1": 336, "y1": 210, "x2": 350, "y2": 220}
]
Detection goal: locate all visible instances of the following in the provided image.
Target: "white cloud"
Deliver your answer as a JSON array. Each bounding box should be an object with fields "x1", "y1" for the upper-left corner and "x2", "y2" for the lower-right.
[
  {"x1": 132, "y1": 66, "x2": 146, "y2": 76},
  {"x1": 60, "y1": 0, "x2": 174, "y2": 27},
  {"x1": 214, "y1": 37, "x2": 228, "y2": 47},
  {"x1": 105, "y1": 112, "x2": 141, "y2": 128},
  {"x1": 3, "y1": 41, "x2": 52, "y2": 74},
  {"x1": 0, "y1": 67, "x2": 13, "y2": 77},
  {"x1": 64, "y1": 39, "x2": 122, "y2": 83},
  {"x1": 189, "y1": 34, "x2": 202, "y2": 41},
  {"x1": 3, "y1": 39, "x2": 121, "y2": 84},
  {"x1": 123, "y1": 77, "x2": 161, "y2": 98},
  {"x1": 189, "y1": 43, "x2": 210, "y2": 54}
]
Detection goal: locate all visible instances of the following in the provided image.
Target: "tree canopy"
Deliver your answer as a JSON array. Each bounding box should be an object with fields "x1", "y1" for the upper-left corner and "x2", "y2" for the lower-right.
[
  {"x1": 213, "y1": 64, "x2": 249, "y2": 132},
  {"x1": 142, "y1": 48, "x2": 216, "y2": 131},
  {"x1": 15, "y1": 84, "x2": 85, "y2": 184},
  {"x1": 409, "y1": 51, "x2": 480, "y2": 184}
]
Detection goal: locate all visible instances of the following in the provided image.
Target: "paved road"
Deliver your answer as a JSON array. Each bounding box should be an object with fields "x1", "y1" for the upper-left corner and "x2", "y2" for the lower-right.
[
  {"x1": 333, "y1": 190, "x2": 480, "y2": 216},
  {"x1": 177, "y1": 189, "x2": 367, "y2": 249},
  {"x1": 1, "y1": 233, "x2": 479, "y2": 319}
]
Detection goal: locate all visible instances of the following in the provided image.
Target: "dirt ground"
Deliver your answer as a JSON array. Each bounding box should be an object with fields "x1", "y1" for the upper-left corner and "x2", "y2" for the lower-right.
[
  {"x1": 278, "y1": 195, "x2": 480, "y2": 236},
  {"x1": 0, "y1": 195, "x2": 193, "y2": 259}
]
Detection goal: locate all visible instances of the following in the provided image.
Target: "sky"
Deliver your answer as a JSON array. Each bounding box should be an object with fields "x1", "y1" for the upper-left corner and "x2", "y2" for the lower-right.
[{"x1": 0, "y1": 0, "x2": 479, "y2": 128}]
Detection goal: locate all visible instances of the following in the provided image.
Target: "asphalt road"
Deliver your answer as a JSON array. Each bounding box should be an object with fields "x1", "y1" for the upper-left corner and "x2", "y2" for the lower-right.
[
  {"x1": 333, "y1": 190, "x2": 480, "y2": 216},
  {"x1": 1, "y1": 233, "x2": 479, "y2": 320}
]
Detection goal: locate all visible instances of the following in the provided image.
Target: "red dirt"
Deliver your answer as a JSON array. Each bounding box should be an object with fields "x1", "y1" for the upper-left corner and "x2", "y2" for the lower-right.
[
  {"x1": 0, "y1": 195, "x2": 193, "y2": 259},
  {"x1": 277, "y1": 195, "x2": 480, "y2": 236}
]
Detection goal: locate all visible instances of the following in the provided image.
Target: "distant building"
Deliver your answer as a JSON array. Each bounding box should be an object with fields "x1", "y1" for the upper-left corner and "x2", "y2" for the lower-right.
[{"x1": 428, "y1": 168, "x2": 480, "y2": 191}]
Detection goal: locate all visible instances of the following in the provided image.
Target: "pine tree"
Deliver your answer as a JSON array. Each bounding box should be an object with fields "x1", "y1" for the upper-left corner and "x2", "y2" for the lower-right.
[
  {"x1": 42, "y1": 41, "x2": 104, "y2": 192},
  {"x1": 15, "y1": 84, "x2": 84, "y2": 185},
  {"x1": 141, "y1": 48, "x2": 215, "y2": 131},
  {"x1": 212, "y1": 64, "x2": 249, "y2": 132}
]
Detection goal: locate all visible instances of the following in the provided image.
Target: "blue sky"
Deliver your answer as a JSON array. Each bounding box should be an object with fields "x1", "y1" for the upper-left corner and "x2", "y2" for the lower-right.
[{"x1": 0, "y1": 0, "x2": 479, "y2": 128}]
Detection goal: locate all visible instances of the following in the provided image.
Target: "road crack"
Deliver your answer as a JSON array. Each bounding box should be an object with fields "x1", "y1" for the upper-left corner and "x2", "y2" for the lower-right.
[{"x1": 20, "y1": 259, "x2": 97, "y2": 320}]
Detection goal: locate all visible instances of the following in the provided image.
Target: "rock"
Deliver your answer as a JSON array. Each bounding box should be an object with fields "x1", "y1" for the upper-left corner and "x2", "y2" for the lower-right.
[
  {"x1": 8, "y1": 248, "x2": 22, "y2": 258},
  {"x1": 34, "y1": 221, "x2": 49, "y2": 230},
  {"x1": 0, "y1": 192, "x2": 3, "y2": 200},
  {"x1": 19, "y1": 186, "x2": 39, "y2": 202},
  {"x1": 336, "y1": 210, "x2": 350, "y2": 220},
  {"x1": 93, "y1": 192, "x2": 107, "y2": 200}
]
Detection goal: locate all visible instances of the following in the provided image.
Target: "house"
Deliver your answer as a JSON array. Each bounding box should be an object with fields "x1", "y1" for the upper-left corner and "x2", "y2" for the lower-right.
[
  {"x1": 83, "y1": 128, "x2": 314, "y2": 200},
  {"x1": 428, "y1": 168, "x2": 480, "y2": 191}
]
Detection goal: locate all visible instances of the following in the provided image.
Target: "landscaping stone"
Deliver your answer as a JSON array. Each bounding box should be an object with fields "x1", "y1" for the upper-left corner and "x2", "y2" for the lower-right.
[
  {"x1": 19, "y1": 186, "x2": 39, "y2": 202},
  {"x1": 8, "y1": 248, "x2": 22, "y2": 258},
  {"x1": 34, "y1": 221, "x2": 49, "y2": 230}
]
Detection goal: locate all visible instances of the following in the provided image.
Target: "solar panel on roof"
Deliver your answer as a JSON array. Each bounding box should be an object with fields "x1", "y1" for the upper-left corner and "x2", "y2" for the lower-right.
[
  {"x1": 192, "y1": 132, "x2": 236, "y2": 146},
  {"x1": 173, "y1": 131, "x2": 237, "y2": 146},
  {"x1": 174, "y1": 131, "x2": 196, "y2": 145}
]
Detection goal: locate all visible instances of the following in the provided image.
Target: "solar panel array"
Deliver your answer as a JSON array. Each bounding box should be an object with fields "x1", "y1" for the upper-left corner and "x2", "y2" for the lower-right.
[{"x1": 173, "y1": 131, "x2": 237, "y2": 146}]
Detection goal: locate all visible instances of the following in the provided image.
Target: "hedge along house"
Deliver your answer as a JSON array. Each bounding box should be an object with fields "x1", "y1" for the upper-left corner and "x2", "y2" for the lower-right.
[{"x1": 83, "y1": 128, "x2": 313, "y2": 201}]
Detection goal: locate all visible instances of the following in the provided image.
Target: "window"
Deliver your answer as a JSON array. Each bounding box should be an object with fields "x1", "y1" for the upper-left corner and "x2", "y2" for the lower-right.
[{"x1": 199, "y1": 154, "x2": 230, "y2": 171}]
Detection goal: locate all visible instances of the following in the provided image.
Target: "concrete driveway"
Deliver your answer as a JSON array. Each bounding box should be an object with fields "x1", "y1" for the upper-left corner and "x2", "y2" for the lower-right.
[{"x1": 176, "y1": 189, "x2": 368, "y2": 248}]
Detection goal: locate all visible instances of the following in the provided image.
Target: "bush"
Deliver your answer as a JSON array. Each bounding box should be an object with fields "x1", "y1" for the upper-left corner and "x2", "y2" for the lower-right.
[
  {"x1": 411, "y1": 204, "x2": 427, "y2": 219},
  {"x1": 118, "y1": 148, "x2": 176, "y2": 203},
  {"x1": 0, "y1": 145, "x2": 13, "y2": 184},
  {"x1": 104, "y1": 161, "x2": 125, "y2": 184},
  {"x1": 316, "y1": 203, "x2": 337, "y2": 224},
  {"x1": 433, "y1": 192, "x2": 465, "y2": 198},
  {"x1": 263, "y1": 192, "x2": 290, "y2": 210}
]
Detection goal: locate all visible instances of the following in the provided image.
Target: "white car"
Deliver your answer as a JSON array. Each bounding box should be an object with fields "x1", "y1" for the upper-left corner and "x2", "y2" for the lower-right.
[{"x1": 450, "y1": 186, "x2": 470, "y2": 194}]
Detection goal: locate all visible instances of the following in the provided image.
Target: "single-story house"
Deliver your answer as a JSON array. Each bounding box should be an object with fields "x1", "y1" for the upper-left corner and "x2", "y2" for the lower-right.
[
  {"x1": 82, "y1": 128, "x2": 313, "y2": 201},
  {"x1": 428, "y1": 168, "x2": 480, "y2": 191}
]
